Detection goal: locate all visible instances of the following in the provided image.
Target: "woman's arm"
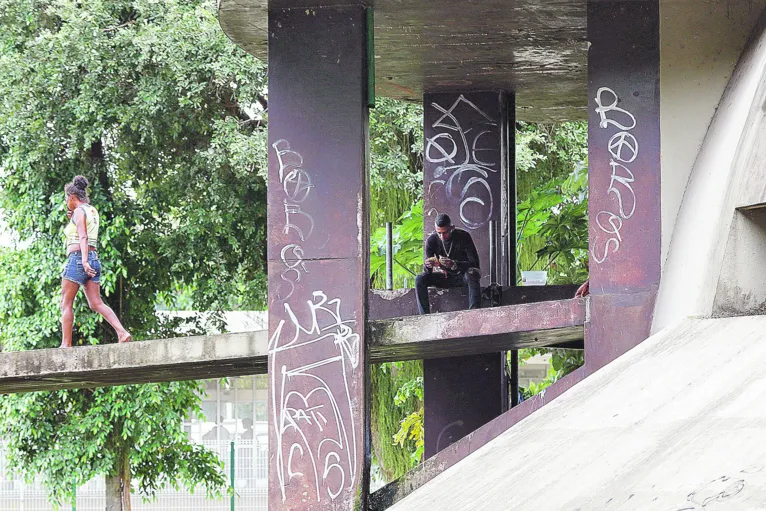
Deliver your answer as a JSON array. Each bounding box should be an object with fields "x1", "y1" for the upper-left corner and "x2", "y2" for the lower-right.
[
  {"x1": 74, "y1": 209, "x2": 96, "y2": 276},
  {"x1": 74, "y1": 209, "x2": 89, "y2": 261}
]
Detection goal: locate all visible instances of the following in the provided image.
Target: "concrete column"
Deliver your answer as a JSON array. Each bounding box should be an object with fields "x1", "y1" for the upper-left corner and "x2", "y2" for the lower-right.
[
  {"x1": 267, "y1": 6, "x2": 369, "y2": 509},
  {"x1": 586, "y1": 0, "x2": 661, "y2": 369},
  {"x1": 421, "y1": 91, "x2": 514, "y2": 458}
]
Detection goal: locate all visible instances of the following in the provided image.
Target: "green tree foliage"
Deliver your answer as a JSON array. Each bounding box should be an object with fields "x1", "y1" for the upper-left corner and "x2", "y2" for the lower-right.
[
  {"x1": 515, "y1": 348, "x2": 585, "y2": 399},
  {"x1": 368, "y1": 98, "x2": 426, "y2": 481},
  {"x1": 369, "y1": 98, "x2": 423, "y2": 231},
  {"x1": 0, "y1": 0, "x2": 267, "y2": 507},
  {"x1": 515, "y1": 120, "x2": 588, "y2": 397},
  {"x1": 516, "y1": 121, "x2": 589, "y2": 284},
  {"x1": 370, "y1": 362, "x2": 424, "y2": 481},
  {"x1": 370, "y1": 199, "x2": 424, "y2": 289}
]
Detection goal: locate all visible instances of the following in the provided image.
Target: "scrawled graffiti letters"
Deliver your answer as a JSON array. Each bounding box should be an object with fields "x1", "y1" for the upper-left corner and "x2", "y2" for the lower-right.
[
  {"x1": 426, "y1": 95, "x2": 498, "y2": 230},
  {"x1": 592, "y1": 87, "x2": 640, "y2": 264},
  {"x1": 673, "y1": 465, "x2": 762, "y2": 510},
  {"x1": 269, "y1": 140, "x2": 359, "y2": 504},
  {"x1": 269, "y1": 291, "x2": 360, "y2": 503},
  {"x1": 273, "y1": 139, "x2": 315, "y2": 300}
]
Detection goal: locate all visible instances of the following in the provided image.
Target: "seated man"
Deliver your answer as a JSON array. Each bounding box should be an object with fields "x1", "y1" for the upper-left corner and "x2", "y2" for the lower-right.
[{"x1": 415, "y1": 213, "x2": 481, "y2": 314}]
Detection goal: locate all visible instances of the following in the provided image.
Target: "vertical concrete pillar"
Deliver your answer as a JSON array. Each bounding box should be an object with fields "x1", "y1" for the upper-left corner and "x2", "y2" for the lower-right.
[
  {"x1": 586, "y1": 0, "x2": 661, "y2": 370},
  {"x1": 421, "y1": 91, "x2": 514, "y2": 458},
  {"x1": 267, "y1": 6, "x2": 369, "y2": 510}
]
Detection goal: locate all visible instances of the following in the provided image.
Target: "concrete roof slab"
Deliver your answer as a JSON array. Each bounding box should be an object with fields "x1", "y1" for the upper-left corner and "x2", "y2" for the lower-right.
[{"x1": 218, "y1": 0, "x2": 588, "y2": 122}]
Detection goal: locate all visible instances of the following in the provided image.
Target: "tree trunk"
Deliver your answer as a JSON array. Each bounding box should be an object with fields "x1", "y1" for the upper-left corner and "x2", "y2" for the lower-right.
[
  {"x1": 104, "y1": 449, "x2": 132, "y2": 511},
  {"x1": 105, "y1": 474, "x2": 122, "y2": 511},
  {"x1": 122, "y1": 448, "x2": 132, "y2": 511}
]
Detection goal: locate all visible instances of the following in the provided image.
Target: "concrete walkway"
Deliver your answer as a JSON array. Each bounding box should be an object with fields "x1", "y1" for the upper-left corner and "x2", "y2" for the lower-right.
[
  {"x1": 390, "y1": 316, "x2": 766, "y2": 511},
  {"x1": 0, "y1": 331, "x2": 269, "y2": 393},
  {"x1": 0, "y1": 301, "x2": 584, "y2": 394}
]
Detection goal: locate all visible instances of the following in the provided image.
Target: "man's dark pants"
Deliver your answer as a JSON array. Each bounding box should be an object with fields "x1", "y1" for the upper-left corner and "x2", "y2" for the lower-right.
[{"x1": 415, "y1": 269, "x2": 481, "y2": 314}]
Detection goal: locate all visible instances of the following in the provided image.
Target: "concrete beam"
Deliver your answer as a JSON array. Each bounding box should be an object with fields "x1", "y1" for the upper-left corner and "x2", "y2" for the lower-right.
[
  {"x1": 0, "y1": 331, "x2": 268, "y2": 394},
  {"x1": 367, "y1": 298, "x2": 586, "y2": 363}
]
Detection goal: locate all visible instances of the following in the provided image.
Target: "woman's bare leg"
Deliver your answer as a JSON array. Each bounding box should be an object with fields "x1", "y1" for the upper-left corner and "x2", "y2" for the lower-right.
[
  {"x1": 60, "y1": 279, "x2": 80, "y2": 348},
  {"x1": 83, "y1": 280, "x2": 131, "y2": 343}
]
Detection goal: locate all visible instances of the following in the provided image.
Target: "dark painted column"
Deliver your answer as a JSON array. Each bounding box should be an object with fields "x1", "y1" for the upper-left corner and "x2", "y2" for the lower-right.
[
  {"x1": 423, "y1": 92, "x2": 515, "y2": 286},
  {"x1": 586, "y1": 1, "x2": 661, "y2": 370},
  {"x1": 421, "y1": 91, "x2": 514, "y2": 458},
  {"x1": 267, "y1": 6, "x2": 369, "y2": 510}
]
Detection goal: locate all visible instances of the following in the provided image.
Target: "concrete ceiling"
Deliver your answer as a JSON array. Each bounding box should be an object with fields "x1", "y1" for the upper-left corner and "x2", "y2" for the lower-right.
[{"x1": 218, "y1": 0, "x2": 588, "y2": 122}]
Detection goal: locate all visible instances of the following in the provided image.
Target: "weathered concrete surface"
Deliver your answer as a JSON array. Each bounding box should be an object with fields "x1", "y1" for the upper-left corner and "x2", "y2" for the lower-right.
[
  {"x1": 369, "y1": 366, "x2": 587, "y2": 510},
  {"x1": 266, "y1": 6, "x2": 371, "y2": 509},
  {"x1": 218, "y1": 0, "x2": 587, "y2": 123},
  {"x1": 0, "y1": 332, "x2": 269, "y2": 394},
  {"x1": 660, "y1": 0, "x2": 766, "y2": 265},
  {"x1": 387, "y1": 316, "x2": 766, "y2": 510},
  {"x1": 652, "y1": 11, "x2": 766, "y2": 331},
  {"x1": 423, "y1": 91, "x2": 513, "y2": 287},
  {"x1": 586, "y1": 0, "x2": 661, "y2": 373},
  {"x1": 713, "y1": 207, "x2": 766, "y2": 317},
  {"x1": 367, "y1": 299, "x2": 585, "y2": 362},
  {"x1": 655, "y1": 11, "x2": 766, "y2": 332}
]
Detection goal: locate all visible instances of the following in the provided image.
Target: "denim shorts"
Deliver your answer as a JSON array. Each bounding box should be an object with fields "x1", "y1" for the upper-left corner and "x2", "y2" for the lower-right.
[{"x1": 62, "y1": 251, "x2": 101, "y2": 286}]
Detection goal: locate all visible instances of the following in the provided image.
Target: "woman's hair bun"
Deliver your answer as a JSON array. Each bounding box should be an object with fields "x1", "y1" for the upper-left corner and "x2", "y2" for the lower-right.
[{"x1": 72, "y1": 175, "x2": 89, "y2": 190}]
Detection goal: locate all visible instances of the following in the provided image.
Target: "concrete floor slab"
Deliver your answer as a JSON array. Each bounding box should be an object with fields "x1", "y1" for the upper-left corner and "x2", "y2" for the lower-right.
[{"x1": 368, "y1": 299, "x2": 585, "y2": 362}]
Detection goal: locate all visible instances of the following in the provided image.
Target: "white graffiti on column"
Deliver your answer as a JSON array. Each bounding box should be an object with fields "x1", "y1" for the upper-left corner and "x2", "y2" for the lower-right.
[
  {"x1": 269, "y1": 291, "x2": 360, "y2": 503},
  {"x1": 592, "y1": 87, "x2": 640, "y2": 264},
  {"x1": 273, "y1": 139, "x2": 314, "y2": 300},
  {"x1": 425, "y1": 95, "x2": 498, "y2": 229}
]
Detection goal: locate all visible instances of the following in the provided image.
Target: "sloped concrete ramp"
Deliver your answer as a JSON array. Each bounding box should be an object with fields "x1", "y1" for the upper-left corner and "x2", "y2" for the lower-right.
[{"x1": 390, "y1": 316, "x2": 766, "y2": 510}]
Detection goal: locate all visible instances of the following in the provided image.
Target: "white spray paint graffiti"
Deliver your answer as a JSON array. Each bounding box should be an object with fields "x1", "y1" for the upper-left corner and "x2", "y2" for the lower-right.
[
  {"x1": 592, "y1": 87, "x2": 640, "y2": 264},
  {"x1": 270, "y1": 140, "x2": 359, "y2": 503},
  {"x1": 425, "y1": 95, "x2": 498, "y2": 230},
  {"x1": 273, "y1": 139, "x2": 313, "y2": 300},
  {"x1": 269, "y1": 291, "x2": 360, "y2": 503}
]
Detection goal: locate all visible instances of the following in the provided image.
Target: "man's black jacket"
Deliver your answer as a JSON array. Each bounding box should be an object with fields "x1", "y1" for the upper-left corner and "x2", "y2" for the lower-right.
[{"x1": 424, "y1": 228, "x2": 480, "y2": 275}]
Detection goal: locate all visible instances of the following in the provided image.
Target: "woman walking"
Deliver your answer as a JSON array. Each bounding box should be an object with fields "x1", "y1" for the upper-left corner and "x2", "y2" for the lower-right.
[{"x1": 61, "y1": 175, "x2": 131, "y2": 348}]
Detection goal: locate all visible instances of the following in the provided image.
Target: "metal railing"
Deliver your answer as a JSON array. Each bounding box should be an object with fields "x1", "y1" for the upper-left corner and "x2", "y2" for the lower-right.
[{"x1": 0, "y1": 440, "x2": 268, "y2": 510}]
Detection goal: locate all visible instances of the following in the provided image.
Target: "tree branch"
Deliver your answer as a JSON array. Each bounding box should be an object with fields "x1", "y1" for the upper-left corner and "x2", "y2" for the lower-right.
[{"x1": 102, "y1": 20, "x2": 136, "y2": 33}]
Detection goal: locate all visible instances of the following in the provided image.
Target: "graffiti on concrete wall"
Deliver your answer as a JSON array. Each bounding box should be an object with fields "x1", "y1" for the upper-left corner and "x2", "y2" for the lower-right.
[
  {"x1": 273, "y1": 139, "x2": 313, "y2": 301},
  {"x1": 425, "y1": 95, "x2": 499, "y2": 230},
  {"x1": 269, "y1": 291, "x2": 360, "y2": 503},
  {"x1": 270, "y1": 140, "x2": 360, "y2": 503},
  {"x1": 672, "y1": 464, "x2": 762, "y2": 510},
  {"x1": 592, "y1": 87, "x2": 640, "y2": 264}
]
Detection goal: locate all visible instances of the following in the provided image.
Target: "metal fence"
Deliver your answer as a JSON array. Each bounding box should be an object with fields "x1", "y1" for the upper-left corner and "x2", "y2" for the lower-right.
[{"x1": 0, "y1": 440, "x2": 268, "y2": 511}]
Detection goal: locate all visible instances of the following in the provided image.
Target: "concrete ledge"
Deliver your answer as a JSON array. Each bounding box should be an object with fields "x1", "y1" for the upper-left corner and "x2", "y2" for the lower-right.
[
  {"x1": 367, "y1": 299, "x2": 586, "y2": 363},
  {"x1": 0, "y1": 331, "x2": 269, "y2": 394},
  {"x1": 368, "y1": 284, "x2": 580, "y2": 321}
]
